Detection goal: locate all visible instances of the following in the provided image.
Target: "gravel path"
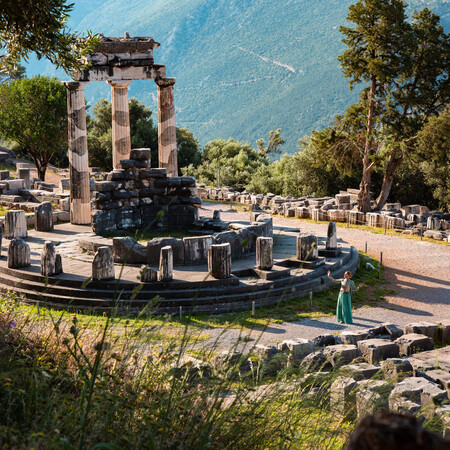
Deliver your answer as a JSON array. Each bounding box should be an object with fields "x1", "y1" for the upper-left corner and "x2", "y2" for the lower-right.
[{"x1": 199, "y1": 203, "x2": 450, "y2": 347}]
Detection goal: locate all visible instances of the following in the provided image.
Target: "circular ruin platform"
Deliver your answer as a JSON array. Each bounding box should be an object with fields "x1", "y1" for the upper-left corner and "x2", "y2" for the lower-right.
[{"x1": 0, "y1": 223, "x2": 359, "y2": 314}]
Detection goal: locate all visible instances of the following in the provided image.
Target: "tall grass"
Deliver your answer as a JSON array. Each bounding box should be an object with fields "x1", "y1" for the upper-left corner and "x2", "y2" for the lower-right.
[{"x1": 0, "y1": 292, "x2": 354, "y2": 449}]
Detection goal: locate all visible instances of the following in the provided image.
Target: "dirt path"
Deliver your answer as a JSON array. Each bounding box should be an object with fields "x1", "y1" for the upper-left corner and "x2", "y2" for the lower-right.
[{"x1": 199, "y1": 204, "x2": 450, "y2": 347}]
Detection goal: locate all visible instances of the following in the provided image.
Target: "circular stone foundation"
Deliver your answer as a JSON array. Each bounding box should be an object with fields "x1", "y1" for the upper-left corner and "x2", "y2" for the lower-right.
[{"x1": 0, "y1": 222, "x2": 359, "y2": 314}]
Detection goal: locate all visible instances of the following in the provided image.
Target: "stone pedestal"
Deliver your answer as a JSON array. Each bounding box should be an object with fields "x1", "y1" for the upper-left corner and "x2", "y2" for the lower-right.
[
  {"x1": 155, "y1": 78, "x2": 178, "y2": 177},
  {"x1": 208, "y1": 243, "x2": 231, "y2": 279},
  {"x1": 326, "y1": 222, "x2": 337, "y2": 249},
  {"x1": 55, "y1": 253, "x2": 63, "y2": 275},
  {"x1": 159, "y1": 246, "x2": 173, "y2": 281},
  {"x1": 108, "y1": 81, "x2": 132, "y2": 169},
  {"x1": 92, "y1": 246, "x2": 115, "y2": 281},
  {"x1": 64, "y1": 81, "x2": 91, "y2": 225},
  {"x1": 296, "y1": 232, "x2": 318, "y2": 261},
  {"x1": 35, "y1": 202, "x2": 54, "y2": 232},
  {"x1": 256, "y1": 237, "x2": 273, "y2": 271},
  {"x1": 8, "y1": 238, "x2": 30, "y2": 268},
  {"x1": 4, "y1": 210, "x2": 27, "y2": 239},
  {"x1": 140, "y1": 265, "x2": 158, "y2": 282},
  {"x1": 17, "y1": 168, "x2": 31, "y2": 189},
  {"x1": 41, "y1": 241, "x2": 57, "y2": 276}
]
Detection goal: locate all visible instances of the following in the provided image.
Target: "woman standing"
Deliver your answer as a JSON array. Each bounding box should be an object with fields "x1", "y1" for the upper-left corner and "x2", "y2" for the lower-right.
[{"x1": 327, "y1": 270, "x2": 363, "y2": 324}]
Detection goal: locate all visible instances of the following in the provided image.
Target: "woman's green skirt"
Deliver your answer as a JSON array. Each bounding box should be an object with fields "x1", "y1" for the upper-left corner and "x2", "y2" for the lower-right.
[{"x1": 336, "y1": 292, "x2": 353, "y2": 324}]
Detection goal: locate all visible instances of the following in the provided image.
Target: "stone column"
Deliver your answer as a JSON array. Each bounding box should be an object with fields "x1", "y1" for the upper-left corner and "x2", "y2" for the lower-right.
[
  {"x1": 296, "y1": 232, "x2": 318, "y2": 261},
  {"x1": 8, "y1": 238, "x2": 30, "y2": 269},
  {"x1": 159, "y1": 246, "x2": 173, "y2": 282},
  {"x1": 4, "y1": 210, "x2": 27, "y2": 239},
  {"x1": 92, "y1": 246, "x2": 115, "y2": 281},
  {"x1": 35, "y1": 202, "x2": 54, "y2": 232},
  {"x1": 208, "y1": 243, "x2": 231, "y2": 279},
  {"x1": 155, "y1": 78, "x2": 178, "y2": 177},
  {"x1": 17, "y1": 167, "x2": 31, "y2": 189},
  {"x1": 108, "y1": 81, "x2": 132, "y2": 169},
  {"x1": 256, "y1": 237, "x2": 273, "y2": 271},
  {"x1": 63, "y1": 81, "x2": 91, "y2": 225},
  {"x1": 326, "y1": 222, "x2": 337, "y2": 250}
]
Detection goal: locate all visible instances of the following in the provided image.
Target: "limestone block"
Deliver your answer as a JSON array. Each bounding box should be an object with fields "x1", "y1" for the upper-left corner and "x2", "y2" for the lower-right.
[
  {"x1": 130, "y1": 148, "x2": 151, "y2": 161},
  {"x1": 112, "y1": 237, "x2": 147, "y2": 264},
  {"x1": 312, "y1": 334, "x2": 343, "y2": 347},
  {"x1": 168, "y1": 205, "x2": 198, "y2": 230},
  {"x1": 367, "y1": 213, "x2": 383, "y2": 228},
  {"x1": 323, "y1": 344, "x2": 362, "y2": 366},
  {"x1": 6, "y1": 179, "x2": 24, "y2": 192},
  {"x1": 139, "y1": 265, "x2": 158, "y2": 282},
  {"x1": 94, "y1": 181, "x2": 117, "y2": 192},
  {"x1": 382, "y1": 323, "x2": 404, "y2": 339},
  {"x1": 208, "y1": 243, "x2": 231, "y2": 279},
  {"x1": 420, "y1": 384, "x2": 448, "y2": 418},
  {"x1": 158, "y1": 246, "x2": 173, "y2": 282},
  {"x1": 326, "y1": 221, "x2": 337, "y2": 249},
  {"x1": 256, "y1": 236, "x2": 273, "y2": 270},
  {"x1": 420, "y1": 369, "x2": 450, "y2": 397},
  {"x1": 184, "y1": 236, "x2": 212, "y2": 265},
  {"x1": 116, "y1": 208, "x2": 141, "y2": 230},
  {"x1": 17, "y1": 168, "x2": 31, "y2": 189},
  {"x1": 340, "y1": 330, "x2": 369, "y2": 345},
  {"x1": 277, "y1": 338, "x2": 314, "y2": 360},
  {"x1": 91, "y1": 209, "x2": 117, "y2": 235},
  {"x1": 92, "y1": 246, "x2": 115, "y2": 281},
  {"x1": 438, "y1": 319, "x2": 450, "y2": 345},
  {"x1": 357, "y1": 339, "x2": 399, "y2": 364},
  {"x1": 427, "y1": 216, "x2": 441, "y2": 230},
  {"x1": 435, "y1": 406, "x2": 450, "y2": 438},
  {"x1": 295, "y1": 207, "x2": 309, "y2": 219},
  {"x1": 388, "y1": 376, "x2": 440, "y2": 413},
  {"x1": 4, "y1": 210, "x2": 27, "y2": 239},
  {"x1": 328, "y1": 209, "x2": 346, "y2": 223},
  {"x1": 301, "y1": 351, "x2": 333, "y2": 372},
  {"x1": 8, "y1": 237, "x2": 30, "y2": 268},
  {"x1": 41, "y1": 241, "x2": 57, "y2": 276},
  {"x1": 348, "y1": 210, "x2": 365, "y2": 225},
  {"x1": 0, "y1": 170, "x2": 10, "y2": 180},
  {"x1": 35, "y1": 202, "x2": 54, "y2": 232},
  {"x1": 336, "y1": 193, "x2": 351, "y2": 206},
  {"x1": 296, "y1": 232, "x2": 318, "y2": 261},
  {"x1": 330, "y1": 377, "x2": 358, "y2": 418},
  {"x1": 381, "y1": 358, "x2": 414, "y2": 381},
  {"x1": 395, "y1": 333, "x2": 434, "y2": 356},
  {"x1": 0, "y1": 225, "x2": 2, "y2": 257},
  {"x1": 341, "y1": 363, "x2": 381, "y2": 381},
  {"x1": 356, "y1": 379, "x2": 392, "y2": 419},
  {"x1": 147, "y1": 237, "x2": 184, "y2": 265}
]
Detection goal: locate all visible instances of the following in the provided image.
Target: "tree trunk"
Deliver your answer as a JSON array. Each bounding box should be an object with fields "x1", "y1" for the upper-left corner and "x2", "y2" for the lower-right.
[
  {"x1": 37, "y1": 164, "x2": 46, "y2": 181},
  {"x1": 358, "y1": 76, "x2": 377, "y2": 213},
  {"x1": 375, "y1": 151, "x2": 403, "y2": 210}
]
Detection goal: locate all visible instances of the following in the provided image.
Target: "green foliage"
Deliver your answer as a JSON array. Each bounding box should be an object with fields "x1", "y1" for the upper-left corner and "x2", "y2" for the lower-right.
[
  {"x1": 0, "y1": 0, "x2": 98, "y2": 73},
  {"x1": 416, "y1": 108, "x2": 450, "y2": 211},
  {"x1": 183, "y1": 137, "x2": 267, "y2": 189},
  {"x1": 88, "y1": 98, "x2": 200, "y2": 172},
  {"x1": 0, "y1": 75, "x2": 67, "y2": 179}
]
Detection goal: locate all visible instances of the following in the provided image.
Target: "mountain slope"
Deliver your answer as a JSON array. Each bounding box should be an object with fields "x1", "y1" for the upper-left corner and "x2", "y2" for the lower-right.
[{"x1": 27, "y1": 0, "x2": 449, "y2": 153}]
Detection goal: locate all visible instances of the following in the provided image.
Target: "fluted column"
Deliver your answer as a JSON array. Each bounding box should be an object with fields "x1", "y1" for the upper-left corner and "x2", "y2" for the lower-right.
[
  {"x1": 155, "y1": 77, "x2": 178, "y2": 177},
  {"x1": 108, "y1": 81, "x2": 132, "y2": 168},
  {"x1": 63, "y1": 81, "x2": 91, "y2": 225}
]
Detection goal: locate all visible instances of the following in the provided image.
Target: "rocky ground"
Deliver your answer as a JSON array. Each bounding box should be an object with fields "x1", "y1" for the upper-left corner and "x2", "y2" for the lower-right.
[{"x1": 199, "y1": 203, "x2": 450, "y2": 347}]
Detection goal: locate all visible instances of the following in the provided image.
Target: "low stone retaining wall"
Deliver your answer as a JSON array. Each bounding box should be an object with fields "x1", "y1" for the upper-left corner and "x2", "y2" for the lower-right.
[
  {"x1": 80, "y1": 213, "x2": 273, "y2": 265},
  {"x1": 200, "y1": 186, "x2": 450, "y2": 241}
]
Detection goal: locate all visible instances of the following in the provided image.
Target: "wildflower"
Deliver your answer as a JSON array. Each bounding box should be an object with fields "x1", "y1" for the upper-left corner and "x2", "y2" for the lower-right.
[
  {"x1": 103, "y1": 312, "x2": 107, "y2": 317},
  {"x1": 10, "y1": 320, "x2": 16, "y2": 328},
  {"x1": 158, "y1": 428, "x2": 163, "y2": 433},
  {"x1": 72, "y1": 314, "x2": 78, "y2": 324}
]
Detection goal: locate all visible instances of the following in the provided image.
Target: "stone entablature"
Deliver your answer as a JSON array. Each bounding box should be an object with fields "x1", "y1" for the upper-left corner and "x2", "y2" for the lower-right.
[{"x1": 91, "y1": 149, "x2": 199, "y2": 235}]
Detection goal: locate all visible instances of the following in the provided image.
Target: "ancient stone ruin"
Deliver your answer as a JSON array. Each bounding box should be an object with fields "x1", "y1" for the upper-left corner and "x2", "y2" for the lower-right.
[
  {"x1": 91, "y1": 148, "x2": 199, "y2": 234},
  {"x1": 63, "y1": 33, "x2": 178, "y2": 225}
]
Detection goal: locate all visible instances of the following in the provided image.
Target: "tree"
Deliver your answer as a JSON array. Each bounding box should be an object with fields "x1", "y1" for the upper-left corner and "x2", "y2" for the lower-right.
[
  {"x1": 338, "y1": 1, "x2": 449, "y2": 211},
  {"x1": 88, "y1": 98, "x2": 200, "y2": 173},
  {"x1": 256, "y1": 129, "x2": 285, "y2": 158},
  {"x1": 176, "y1": 128, "x2": 201, "y2": 174},
  {"x1": 183, "y1": 138, "x2": 265, "y2": 189},
  {"x1": 0, "y1": 0, "x2": 97, "y2": 73},
  {"x1": 416, "y1": 108, "x2": 450, "y2": 211},
  {"x1": 0, "y1": 75, "x2": 67, "y2": 180},
  {"x1": 0, "y1": 62, "x2": 25, "y2": 83}
]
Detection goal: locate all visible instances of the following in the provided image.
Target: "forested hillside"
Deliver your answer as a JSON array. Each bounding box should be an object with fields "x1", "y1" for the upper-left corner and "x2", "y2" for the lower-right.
[{"x1": 27, "y1": 0, "x2": 449, "y2": 153}]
